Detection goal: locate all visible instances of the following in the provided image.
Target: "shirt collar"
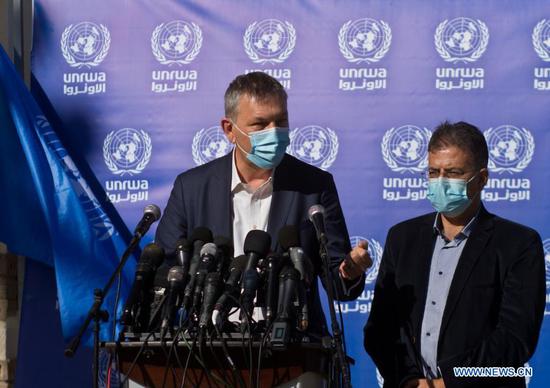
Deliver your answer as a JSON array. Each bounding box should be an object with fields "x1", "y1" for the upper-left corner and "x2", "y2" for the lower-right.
[
  {"x1": 433, "y1": 205, "x2": 480, "y2": 241},
  {"x1": 231, "y1": 150, "x2": 274, "y2": 194}
]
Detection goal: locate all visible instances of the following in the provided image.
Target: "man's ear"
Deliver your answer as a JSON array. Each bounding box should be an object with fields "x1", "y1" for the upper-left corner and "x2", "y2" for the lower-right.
[
  {"x1": 221, "y1": 118, "x2": 235, "y2": 143},
  {"x1": 479, "y1": 167, "x2": 489, "y2": 188}
]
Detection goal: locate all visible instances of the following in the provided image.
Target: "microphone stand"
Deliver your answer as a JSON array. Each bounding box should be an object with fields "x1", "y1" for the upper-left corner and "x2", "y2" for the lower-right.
[
  {"x1": 317, "y1": 233, "x2": 352, "y2": 388},
  {"x1": 64, "y1": 233, "x2": 142, "y2": 388}
]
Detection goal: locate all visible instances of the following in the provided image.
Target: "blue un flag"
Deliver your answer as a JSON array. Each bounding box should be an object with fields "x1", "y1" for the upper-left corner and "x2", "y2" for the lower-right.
[{"x1": 0, "y1": 45, "x2": 136, "y2": 343}]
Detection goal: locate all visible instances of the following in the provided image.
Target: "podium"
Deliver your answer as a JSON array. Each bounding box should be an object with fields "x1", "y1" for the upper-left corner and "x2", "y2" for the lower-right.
[{"x1": 102, "y1": 335, "x2": 331, "y2": 387}]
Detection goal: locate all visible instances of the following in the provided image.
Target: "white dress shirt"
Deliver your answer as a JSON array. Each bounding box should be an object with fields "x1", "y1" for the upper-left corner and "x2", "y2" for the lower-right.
[{"x1": 231, "y1": 152, "x2": 274, "y2": 256}]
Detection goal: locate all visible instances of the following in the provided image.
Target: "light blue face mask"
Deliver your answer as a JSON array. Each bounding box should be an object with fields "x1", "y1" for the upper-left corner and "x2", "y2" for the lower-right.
[
  {"x1": 232, "y1": 122, "x2": 290, "y2": 169},
  {"x1": 427, "y1": 173, "x2": 479, "y2": 217}
]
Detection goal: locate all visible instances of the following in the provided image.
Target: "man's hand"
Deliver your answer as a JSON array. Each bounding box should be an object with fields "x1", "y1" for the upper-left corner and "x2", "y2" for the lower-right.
[
  {"x1": 403, "y1": 378, "x2": 445, "y2": 388},
  {"x1": 431, "y1": 379, "x2": 445, "y2": 388},
  {"x1": 339, "y1": 240, "x2": 372, "y2": 280}
]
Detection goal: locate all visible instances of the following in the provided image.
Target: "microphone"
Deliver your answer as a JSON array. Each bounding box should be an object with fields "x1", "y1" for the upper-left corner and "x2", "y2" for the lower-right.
[
  {"x1": 307, "y1": 204, "x2": 327, "y2": 245},
  {"x1": 192, "y1": 242, "x2": 219, "y2": 311},
  {"x1": 182, "y1": 227, "x2": 213, "y2": 310},
  {"x1": 276, "y1": 266, "x2": 300, "y2": 320},
  {"x1": 278, "y1": 225, "x2": 313, "y2": 286},
  {"x1": 134, "y1": 204, "x2": 161, "y2": 238},
  {"x1": 121, "y1": 243, "x2": 165, "y2": 328},
  {"x1": 175, "y1": 237, "x2": 192, "y2": 274},
  {"x1": 160, "y1": 266, "x2": 185, "y2": 338},
  {"x1": 265, "y1": 253, "x2": 283, "y2": 323},
  {"x1": 243, "y1": 230, "x2": 272, "y2": 271},
  {"x1": 212, "y1": 255, "x2": 248, "y2": 327},
  {"x1": 271, "y1": 266, "x2": 300, "y2": 348},
  {"x1": 213, "y1": 236, "x2": 233, "y2": 273},
  {"x1": 240, "y1": 230, "x2": 272, "y2": 326},
  {"x1": 199, "y1": 272, "x2": 222, "y2": 328}
]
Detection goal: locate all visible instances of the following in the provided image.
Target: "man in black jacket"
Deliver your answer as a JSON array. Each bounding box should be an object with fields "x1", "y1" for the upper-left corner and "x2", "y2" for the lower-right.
[
  {"x1": 156, "y1": 72, "x2": 372, "y2": 337},
  {"x1": 364, "y1": 121, "x2": 545, "y2": 388}
]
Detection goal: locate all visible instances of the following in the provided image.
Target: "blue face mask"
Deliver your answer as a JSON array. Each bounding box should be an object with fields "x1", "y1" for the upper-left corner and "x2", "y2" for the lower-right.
[
  {"x1": 232, "y1": 122, "x2": 290, "y2": 169},
  {"x1": 427, "y1": 173, "x2": 479, "y2": 217}
]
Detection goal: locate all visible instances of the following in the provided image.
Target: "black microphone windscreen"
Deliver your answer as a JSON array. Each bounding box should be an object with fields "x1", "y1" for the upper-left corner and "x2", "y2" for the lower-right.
[
  {"x1": 230, "y1": 255, "x2": 248, "y2": 271},
  {"x1": 141, "y1": 243, "x2": 165, "y2": 267},
  {"x1": 278, "y1": 225, "x2": 301, "y2": 250},
  {"x1": 190, "y1": 226, "x2": 213, "y2": 244},
  {"x1": 214, "y1": 236, "x2": 233, "y2": 258},
  {"x1": 176, "y1": 237, "x2": 191, "y2": 252},
  {"x1": 244, "y1": 230, "x2": 271, "y2": 256}
]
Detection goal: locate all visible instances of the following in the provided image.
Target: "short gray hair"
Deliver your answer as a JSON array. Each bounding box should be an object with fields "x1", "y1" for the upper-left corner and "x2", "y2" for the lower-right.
[{"x1": 224, "y1": 72, "x2": 287, "y2": 120}]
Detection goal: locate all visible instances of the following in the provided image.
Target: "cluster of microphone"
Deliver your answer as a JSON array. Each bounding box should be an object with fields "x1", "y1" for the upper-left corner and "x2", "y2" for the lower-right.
[{"x1": 121, "y1": 223, "x2": 316, "y2": 348}]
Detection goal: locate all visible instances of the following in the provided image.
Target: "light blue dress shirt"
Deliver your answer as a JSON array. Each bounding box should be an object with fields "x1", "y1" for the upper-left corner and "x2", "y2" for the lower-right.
[{"x1": 420, "y1": 212, "x2": 478, "y2": 377}]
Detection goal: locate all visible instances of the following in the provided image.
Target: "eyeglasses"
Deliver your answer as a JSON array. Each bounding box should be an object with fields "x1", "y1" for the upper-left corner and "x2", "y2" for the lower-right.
[{"x1": 424, "y1": 168, "x2": 476, "y2": 179}]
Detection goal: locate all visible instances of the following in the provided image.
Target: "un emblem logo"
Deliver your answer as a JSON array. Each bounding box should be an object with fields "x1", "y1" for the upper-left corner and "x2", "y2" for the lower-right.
[
  {"x1": 382, "y1": 125, "x2": 431, "y2": 173},
  {"x1": 192, "y1": 126, "x2": 234, "y2": 166},
  {"x1": 435, "y1": 17, "x2": 489, "y2": 63},
  {"x1": 61, "y1": 22, "x2": 110, "y2": 68},
  {"x1": 288, "y1": 125, "x2": 338, "y2": 171},
  {"x1": 243, "y1": 19, "x2": 296, "y2": 64},
  {"x1": 103, "y1": 128, "x2": 152, "y2": 176},
  {"x1": 533, "y1": 19, "x2": 550, "y2": 62},
  {"x1": 350, "y1": 236, "x2": 383, "y2": 285},
  {"x1": 484, "y1": 125, "x2": 534, "y2": 174},
  {"x1": 338, "y1": 19, "x2": 392, "y2": 63},
  {"x1": 151, "y1": 20, "x2": 203, "y2": 65},
  {"x1": 37, "y1": 116, "x2": 115, "y2": 239}
]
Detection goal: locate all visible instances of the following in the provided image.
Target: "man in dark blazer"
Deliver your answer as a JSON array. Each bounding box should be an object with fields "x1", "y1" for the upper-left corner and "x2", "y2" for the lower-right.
[
  {"x1": 155, "y1": 72, "x2": 371, "y2": 337},
  {"x1": 364, "y1": 122, "x2": 545, "y2": 388}
]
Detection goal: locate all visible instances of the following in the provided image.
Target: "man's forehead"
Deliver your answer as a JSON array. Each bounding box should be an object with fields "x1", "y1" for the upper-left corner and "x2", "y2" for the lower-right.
[
  {"x1": 238, "y1": 93, "x2": 286, "y2": 108},
  {"x1": 428, "y1": 146, "x2": 474, "y2": 166}
]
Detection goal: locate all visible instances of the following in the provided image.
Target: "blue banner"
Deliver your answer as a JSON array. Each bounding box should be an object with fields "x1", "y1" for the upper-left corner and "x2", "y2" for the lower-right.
[
  {"x1": 29, "y1": 1, "x2": 550, "y2": 386},
  {"x1": 0, "y1": 45, "x2": 136, "y2": 344}
]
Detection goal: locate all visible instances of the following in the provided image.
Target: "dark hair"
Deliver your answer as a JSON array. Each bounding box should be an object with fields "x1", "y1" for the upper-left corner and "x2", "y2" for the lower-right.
[
  {"x1": 428, "y1": 121, "x2": 488, "y2": 169},
  {"x1": 224, "y1": 72, "x2": 287, "y2": 120}
]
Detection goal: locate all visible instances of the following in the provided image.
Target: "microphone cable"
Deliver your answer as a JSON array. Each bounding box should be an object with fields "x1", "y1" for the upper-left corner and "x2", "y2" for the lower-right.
[
  {"x1": 179, "y1": 328, "x2": 231, "y2": 388},
  {"x1": 213, "y1": 323, "x2": 246, "y2": 388},
  {"x1": 255, "y1": 312, "x2": 279, "y2": 388},
  {"x1": 119, "y1": 331, "x2": 156, "y2": 387},
  {"x1": 160, "y1": 335, "x2": 179, "y2": 388},
  {"x1": 207, "y1": 327, "x2": 232, "y2": 385},
  {"x1": 197, "y1": 328, "x2": 216, "y2": 388}
]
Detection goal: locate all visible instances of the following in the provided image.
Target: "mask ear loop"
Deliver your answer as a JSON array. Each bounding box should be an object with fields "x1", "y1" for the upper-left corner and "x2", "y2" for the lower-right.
[
  {"x1": 230, "y1": 120, "x2": 252, "y2": 156},
  {"x1": 466, "y1": 170, "x2": 483, "y2": 200}
]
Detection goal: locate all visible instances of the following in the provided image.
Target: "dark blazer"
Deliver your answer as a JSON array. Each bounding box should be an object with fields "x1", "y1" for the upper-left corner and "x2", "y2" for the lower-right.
[
  {"x1": 364, "y1": 205, "x2": 545, "y2": 388},
  {"x1": 155, "y1": 153, "x2": 365, "y2": 336}
]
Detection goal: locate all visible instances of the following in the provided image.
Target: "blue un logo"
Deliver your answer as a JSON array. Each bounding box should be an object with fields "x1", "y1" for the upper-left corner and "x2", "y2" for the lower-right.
[
  {"x1": 435, "y1": 17, "x2": 489, "y2": 63},
  {"x1": 338, "y1": 18, "x2": 392, "y2": 63},
  {"x1": 192, "y1": 126, "x2": 234, "y2": 166},
  {"x1": 381, "y1": 125, "x2": 431, "y2": 173},
  {"x1": 244, "y1": 19, "x2": 296, "y2": 64},
  {"x1": 103, "y1": 128, "x2": 152, "y2": 176},
  {"x1": 61, "y1": 22, "x2": 111, "y2": 68},
  {"x1": 151, "y1": 20, "x2": 203, "y2": 65},
  {"x1": 484, "y1": 125, "x2": 534, "y2": 174},
  {"x1": 288, "y1": 125, "x2": 339, "y2": 171}
]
